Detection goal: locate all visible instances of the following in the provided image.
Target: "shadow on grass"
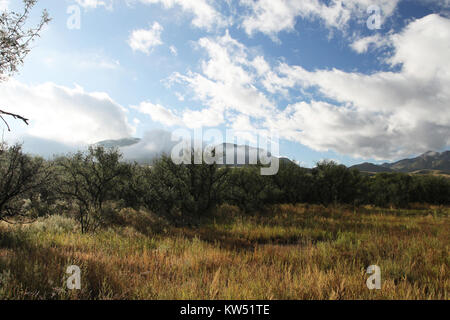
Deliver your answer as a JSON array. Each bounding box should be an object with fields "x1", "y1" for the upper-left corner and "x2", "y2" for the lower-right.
[{"x1": 0, "y1": 228, "x2": 130, "y2": 299}]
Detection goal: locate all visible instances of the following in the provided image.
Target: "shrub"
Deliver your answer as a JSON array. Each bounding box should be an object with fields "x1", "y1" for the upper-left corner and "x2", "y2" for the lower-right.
[
  {"x1": 0, "y1": 143, "x2": 53, "y2": 222},
  {"x1": 31, "y1": 215, "x2": 78, "y2": 233},
  {"x1": 144, "y1": 153, "x2": 228, "y2": 225},
  {"x1": 55, "y1": 146, "x2": 131, "y2": 233}
]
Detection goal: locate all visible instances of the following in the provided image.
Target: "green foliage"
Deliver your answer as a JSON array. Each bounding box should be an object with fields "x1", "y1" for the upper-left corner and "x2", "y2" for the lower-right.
[
  {"x1": 143, "y1": 153, "x2": 229, "y2": 225},
  {"x1": 0, "y1": 143, "x2": 53, "y2": 222},
  {"x1": 312, "y1": 161, "x2": 364, "y2": 205},
  {"x1": 55, "y1": 146, "x2": 131, "y2": 233},
  {"x1": 367, "y1": 173, "x2": 450, "y2": 207},
  {"x1": 269, "y1": 161, "x2": 313, "y2": 204},
  {"x1": 1, "y1": 144, "x2": 449, "y2": 230},
  {"x1": 222, "y1": 166, "x2": 275, "y2": 212}
]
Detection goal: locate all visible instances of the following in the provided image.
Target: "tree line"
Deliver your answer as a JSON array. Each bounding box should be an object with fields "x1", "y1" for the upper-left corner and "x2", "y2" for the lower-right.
[{"x1": 1, "y1": 143, "x2": 449, "y2": 232}]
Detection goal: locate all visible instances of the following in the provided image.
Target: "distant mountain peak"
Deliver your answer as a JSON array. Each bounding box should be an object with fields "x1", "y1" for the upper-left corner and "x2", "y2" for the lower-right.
[
  {"x1": 94, "y1": 138, "x2": 141, "y2": 148},
  {"x1": 351, "y1": 150, "x2": 450, "y2": 173},
  {"x1": 94, "y1": 137, "x2": 294, "y2": 166}
]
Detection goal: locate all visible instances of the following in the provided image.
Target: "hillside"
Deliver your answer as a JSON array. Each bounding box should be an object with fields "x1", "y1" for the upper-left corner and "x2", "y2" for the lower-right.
[
  {"x1": 96, "y1": 138, "x2": 449, "y2": 174},
  {"x1": 351, "y1": 151, "x2": 450, "y2": 173},
  {"x1": 94, "y1": 138, "x2": 294, "y2": 166},
  {"x1": 350, "y1": 162, "x2": 393, "y2": 173},
  {"x1": 382, "y1": 151, "x2": 450, "y2": 172}
]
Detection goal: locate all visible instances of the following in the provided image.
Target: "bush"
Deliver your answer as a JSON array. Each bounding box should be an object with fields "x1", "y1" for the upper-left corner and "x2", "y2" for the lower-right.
[
  {"x1": 221, "y1": 166, "x2": 275, "y2": 212},
  {"x1": 143, "y1": 153, "x2": 228, "y2": 225},
  {"x1": 0, "y1": 143, "x2": 53, "y2": 222},
  {"x1": 55, "y1": 146, "x2": 131, "y2": 233},
  {"x1": 31, "y1": 215, "x2": 78, "y2": 233},
  {"x1": 311, "y1": 160, "x2": 364, "y2": 205}
]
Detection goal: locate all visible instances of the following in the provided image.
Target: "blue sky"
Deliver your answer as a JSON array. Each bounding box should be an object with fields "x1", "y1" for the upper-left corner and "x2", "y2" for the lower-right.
[{"x1": 1, "y1": 0, "x2": 449, "y2": 167}]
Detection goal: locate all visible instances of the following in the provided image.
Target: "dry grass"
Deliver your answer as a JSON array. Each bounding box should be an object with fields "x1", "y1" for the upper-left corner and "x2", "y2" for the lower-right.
[{"x1": 0, "y1": 204, "x2": 448, "y2": 300}]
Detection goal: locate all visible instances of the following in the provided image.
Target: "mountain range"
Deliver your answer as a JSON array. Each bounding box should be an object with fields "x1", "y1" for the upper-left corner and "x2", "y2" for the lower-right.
[
  {"x1": 95, "y1": 138, "x2": 293, "y2": 166},
  {"x1": 95, "y1": 138, "x2": 449, "y2": 173},
  {"x1": 350, "y1": 151, "x2": 450, "y2": 174}
]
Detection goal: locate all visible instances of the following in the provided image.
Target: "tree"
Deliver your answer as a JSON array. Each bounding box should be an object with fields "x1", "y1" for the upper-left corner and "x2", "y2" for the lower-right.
[
  {"x1": 311, "y1": 160, "x2": 363, "y2": 205},
  {"x1": 0, "y1": 0, "x2": 50, "y2": 130},
  {"x1": 56, "y1": 146, "x2": 131, "y2": 233},
  {"x1": 222, "y1": 166, "x2": 274, "y2": 212},
  {"x1": 0, "y1": 143, "x2": 53, "y2": 222},
  {"x1": 269, "y1": 161, "x2": 313, "y2": 204},
  {"x1": 146, "y1": 150, "x2": 229, "y2": 225}
]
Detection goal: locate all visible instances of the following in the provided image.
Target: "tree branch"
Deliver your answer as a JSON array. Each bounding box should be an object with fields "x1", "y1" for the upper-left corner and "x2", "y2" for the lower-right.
[{"x1": 0, "y1": 109, "x2": 29, "y2": 131}]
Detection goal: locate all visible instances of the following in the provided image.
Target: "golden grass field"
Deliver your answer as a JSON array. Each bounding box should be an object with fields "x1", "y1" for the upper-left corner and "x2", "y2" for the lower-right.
[{"x1": 0, "y1": 204, "x2": 448, "y2": 300}]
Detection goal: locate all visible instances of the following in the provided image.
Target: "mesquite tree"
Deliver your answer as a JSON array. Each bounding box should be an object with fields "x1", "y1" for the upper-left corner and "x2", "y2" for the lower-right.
[
  {"x1": 56, "y1": 146, "x2": 132, "y2": 233},
  {"x1": 0, "y1": 143, "x2": 53, "y2": 222}
]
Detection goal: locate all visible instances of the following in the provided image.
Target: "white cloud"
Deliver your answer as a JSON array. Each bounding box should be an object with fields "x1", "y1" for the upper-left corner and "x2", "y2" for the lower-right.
[
  {"x1": 181, "y1": 106, "x2": 224, "y2": 128},
  {"x1": 0, "y1": 80, "x2": 134, "y2": 146},
  {"x1": 76, "y1": 0, "x2": 229, "y2": 29},
  {"x1": 241, "y1": 0, "x2": 400, "y2": 40},
  {"x1": 120, "y1": 129, "x2": 180, "y2": 163},
  {"x1": 160, "y1": 15, "x2": 450, "y2": 160},
  {"x1": 128, "y1": 22, "x2": 163, "y2": 54},
  {"x1": 168, "y1": 31, "x2": 275, "y2": 126},
  {"x1": 138, "y1": 0, "x2": 229, "y2": 30},
  {"x1": 133, "y1": 100, "x2": 225, "y2": 129},
  {"x1": 133, "y1": 101, "x2": 183, "y2": 127},
  {"x1": 263, "y1": 14, "x2": 450, "y2": 159},
  {"x1": 388, "y1": 14, "x2": 450, "y2": 80},
  {"x1": 350, "y1": 34, "x2": 390, "y2": 53},
  {"x1": 75, "y1": 0, "x2": 113, "y2": 10}
]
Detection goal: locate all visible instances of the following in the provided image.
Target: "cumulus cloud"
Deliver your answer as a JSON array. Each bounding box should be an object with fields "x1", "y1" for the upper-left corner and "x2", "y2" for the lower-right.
[
  {"x1": 157, "y1": 14, "x2": 450, "y2": 160},
  {"x1": 75, "y1": 0, "x2": 113, "y2": 10},
  {"x1": 263, "y1": 14, "x2": 450, "y2": 159},
  {"x1": 350, "y1": 34, "x2": 390, "y2": 53},
  {"x1": 387, "y1": 14, "x2": 450, "y2": 80},
  {"x1": 241, "y1": 0, "x2": 399, "y2": 40},
  {"x1": 133, "y1": 100, "x2": 225, "y2": 129},
  {"x1": 0, "y1": 80, "x2": 134, "y2": 148},
  {"x1": 74, "y1": 0, "x2": 229, "y2": 30},
  {"x1": 166, "y1": 31, "x2": 275, "y2": 126},
  {"x1": 133, "y1": 101, "x2": 183, "y2": 127},
  {"x1": 128, "y1": 22, "x2": 163, "y2": 54},
  {"x1": 138, "y1": 0, "x2": 229, "y2": 30}
]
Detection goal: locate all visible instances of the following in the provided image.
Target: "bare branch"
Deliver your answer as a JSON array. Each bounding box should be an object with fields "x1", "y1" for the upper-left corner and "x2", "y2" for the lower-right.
[{"x1": 0, "y1": 109, "x2": 29, "y2": 131}]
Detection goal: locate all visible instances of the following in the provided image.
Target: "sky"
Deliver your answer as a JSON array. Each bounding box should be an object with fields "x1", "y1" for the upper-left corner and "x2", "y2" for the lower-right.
[{"x1": 0, "y1": 0, "x2": 449, "y2": 167}]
